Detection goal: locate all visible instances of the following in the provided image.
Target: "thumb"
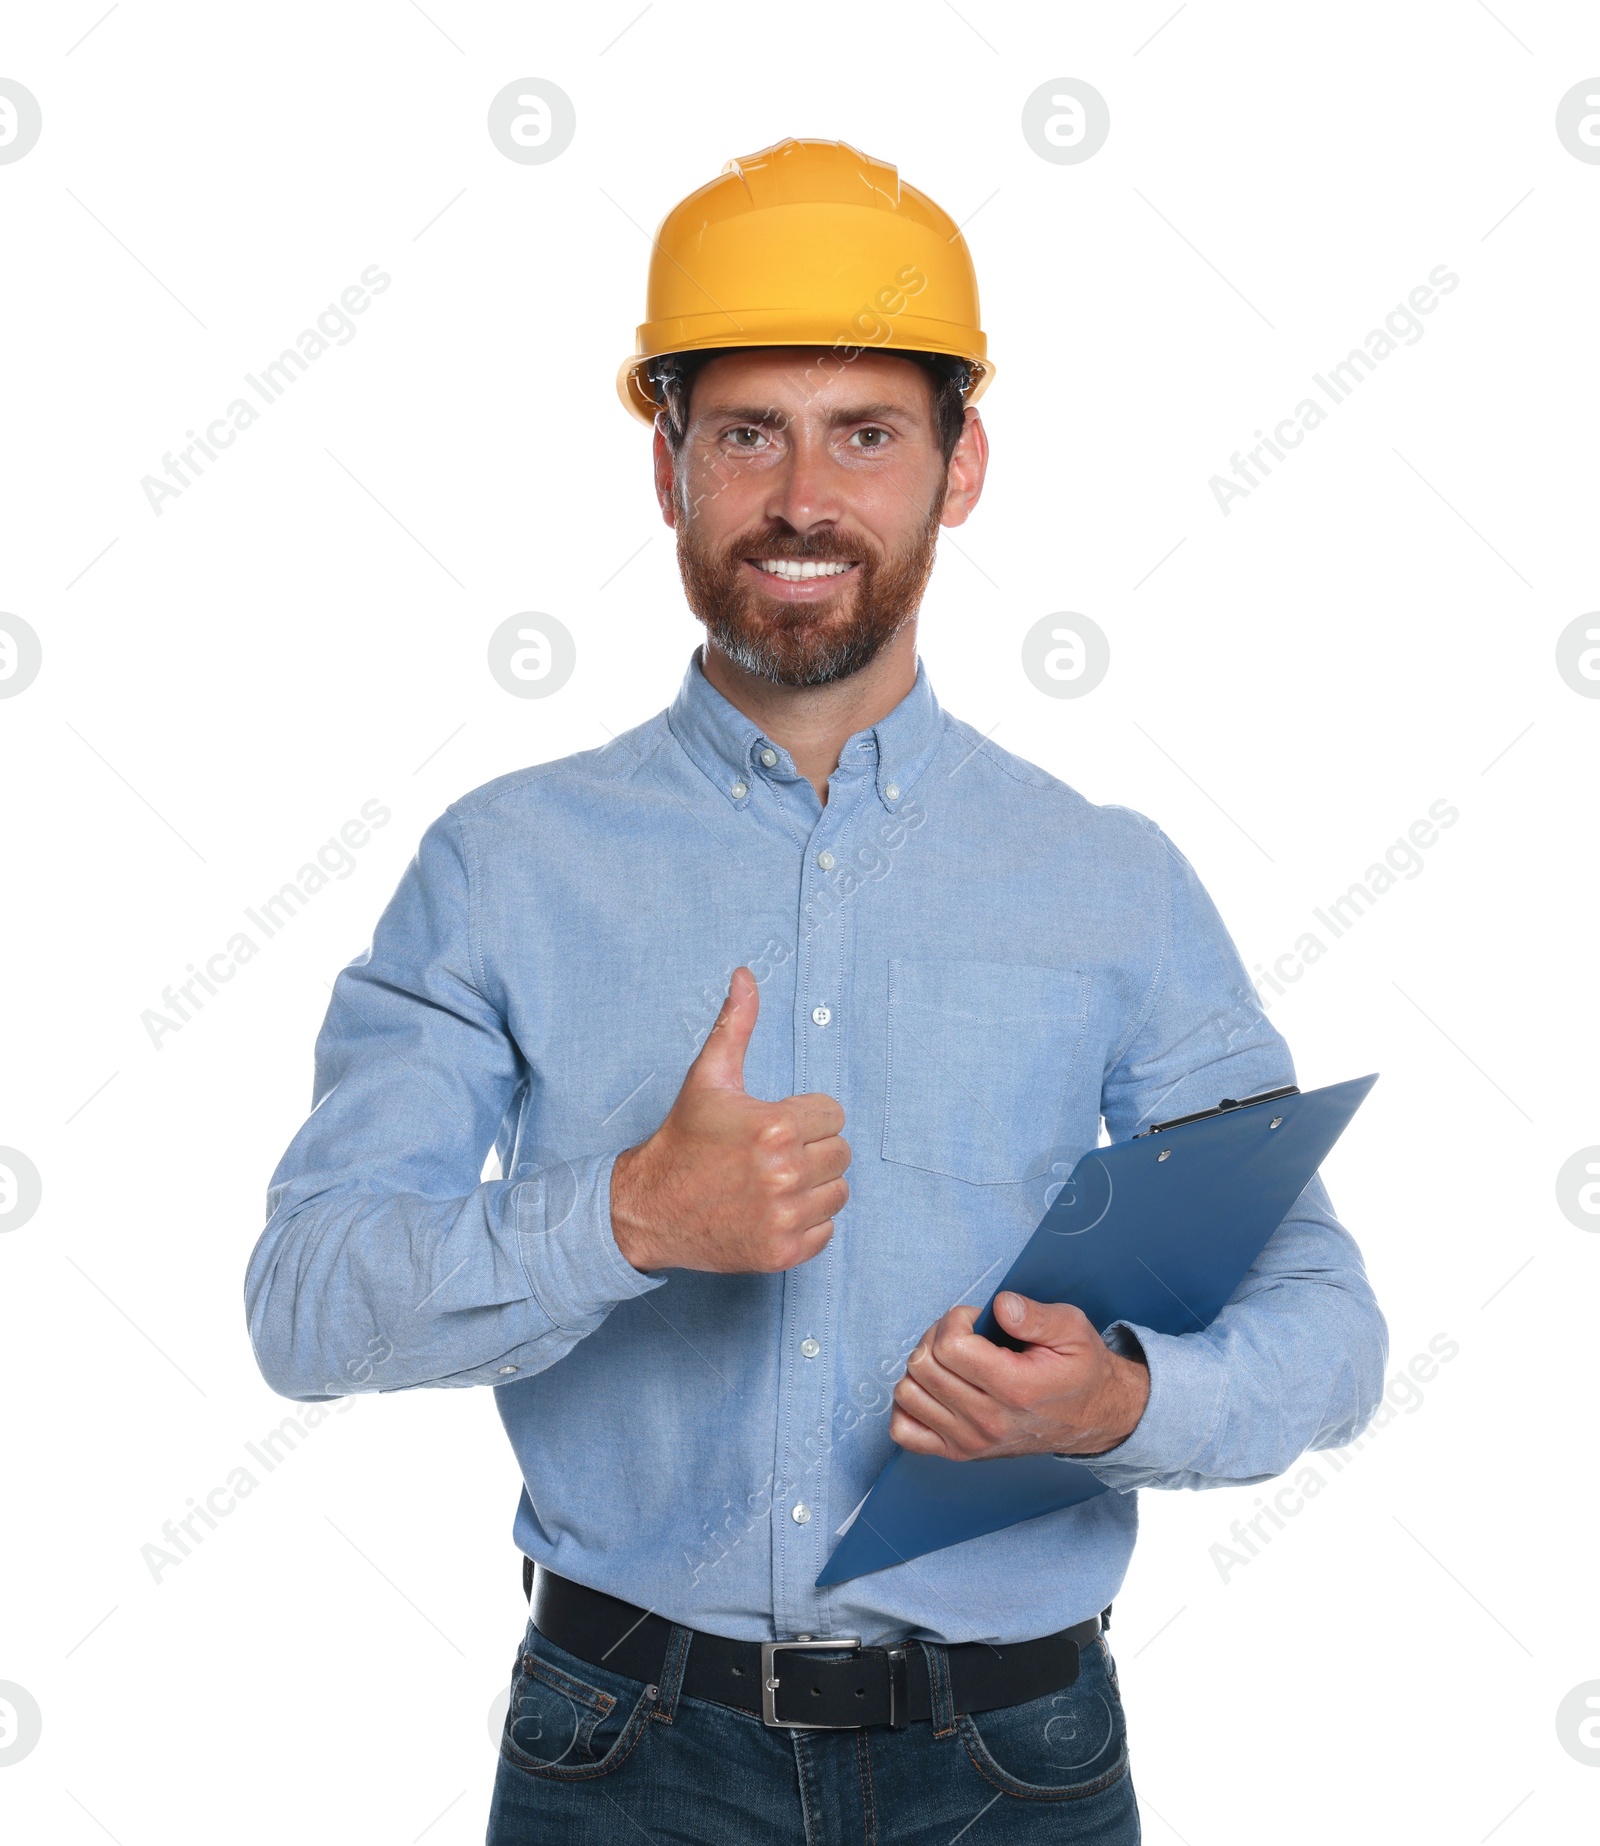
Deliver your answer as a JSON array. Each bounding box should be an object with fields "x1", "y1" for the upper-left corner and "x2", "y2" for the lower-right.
[
  {"x1": 686, "y1": 967, "x2": 758, "y2": 1092},
  {"x1": 995, "y1": 1292, "x2": 1089, "y2": 1351}
]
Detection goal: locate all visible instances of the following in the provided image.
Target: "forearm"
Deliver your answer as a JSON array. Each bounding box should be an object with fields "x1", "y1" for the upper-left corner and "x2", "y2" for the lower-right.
[
  {"x1": 246, "y1": 1150, "x2": 661, "y2": 1400},
  {"x1": 1080, "y1": 1180, "x2": 1389, "y2": 1491}
]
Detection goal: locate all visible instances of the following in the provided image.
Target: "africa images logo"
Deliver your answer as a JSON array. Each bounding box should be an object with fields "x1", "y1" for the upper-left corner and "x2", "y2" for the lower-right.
[{"x1": 1209, "y1": 266, "x2": 1460, "y2": 515}]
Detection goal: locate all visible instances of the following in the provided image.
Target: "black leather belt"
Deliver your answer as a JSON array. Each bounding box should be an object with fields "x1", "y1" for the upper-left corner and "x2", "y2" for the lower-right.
[{"x1": 523, "y1": 1561, "x2": 1107, "y2": 1731}]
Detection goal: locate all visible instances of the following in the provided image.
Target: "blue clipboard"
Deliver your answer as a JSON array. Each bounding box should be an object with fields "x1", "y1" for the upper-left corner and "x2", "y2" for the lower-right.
[{"x1": 816, "y1": 1072, "x2": 1378, "y2": 1587}]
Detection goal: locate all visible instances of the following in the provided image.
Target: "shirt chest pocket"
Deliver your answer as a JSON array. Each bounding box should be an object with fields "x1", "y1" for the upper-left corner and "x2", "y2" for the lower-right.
[{"x1": 881, "y1": 959, "x2": 1092, "y2": 1185}]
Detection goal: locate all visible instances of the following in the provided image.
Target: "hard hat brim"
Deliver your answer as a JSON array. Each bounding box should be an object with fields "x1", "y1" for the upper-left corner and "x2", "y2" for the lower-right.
[{"x1": 616, "y1": 330, "x2": 994, "y2": 425}]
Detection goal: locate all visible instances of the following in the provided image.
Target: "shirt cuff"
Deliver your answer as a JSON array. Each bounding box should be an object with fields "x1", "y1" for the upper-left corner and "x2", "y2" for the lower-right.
[
  {"x1": 1064, "y1": 1320, "x2": 1227, "y2": 1483},
  {"x1": 514, "y1": 1149, "x2": 665, "y2": 1333}
]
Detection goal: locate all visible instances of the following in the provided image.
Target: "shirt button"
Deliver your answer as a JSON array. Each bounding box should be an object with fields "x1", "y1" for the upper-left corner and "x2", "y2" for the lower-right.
[
  {"x1": 884, "y1": 783, "x2": 900, "y2": 801},
  {"x1": 811, "y1": 1005, "x2": 831, "y2": 1027},
  {"x1": 731, "y1": 780, "x2": 748, "y2": 799},
  {"x1": 817, "y1": 850, "x2": 835, "y2": 870},
  {"x1": 760, "y1": 748, "x2": 779, "y2": 768},
  {"x1": 497, "y1": 1365, "x2": 518, "y2": 1375},
  {"x1": 791, "y1": 1502, "x2": 812, "y2": 1525},
  {"x1": 800, "y1": 1337, "x2": 821, "y2": 1358}
]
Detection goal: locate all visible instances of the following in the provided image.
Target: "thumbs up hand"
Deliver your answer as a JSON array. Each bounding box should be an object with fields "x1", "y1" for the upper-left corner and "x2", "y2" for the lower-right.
[{"x1": 610, "y1": 968, "x2": 851, "y2": 1275}]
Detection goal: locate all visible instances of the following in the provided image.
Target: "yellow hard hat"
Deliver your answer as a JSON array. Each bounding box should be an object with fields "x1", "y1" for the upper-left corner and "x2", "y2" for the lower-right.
[{"x1": 616, "y1": 137, "x2": 993, "y2": 424}]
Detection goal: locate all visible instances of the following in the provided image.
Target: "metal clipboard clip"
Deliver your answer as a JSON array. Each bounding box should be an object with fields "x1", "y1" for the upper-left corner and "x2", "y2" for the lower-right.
[{"x1": 1135, "y1": 1084, "x2": 1301, "y2": 1138}]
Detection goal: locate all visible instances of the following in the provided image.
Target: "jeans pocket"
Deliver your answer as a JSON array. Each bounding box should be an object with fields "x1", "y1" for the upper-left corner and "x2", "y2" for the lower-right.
[
  {"x1": 499, "y1": 1637, "x2": 654, "y2": 1782},
  {"x1": 881, "y1": 959, "x2": 1091, "y2": 1184},
  {"x1": 957, "y1": 1640, "x2": 1129, "y2": 1799}
]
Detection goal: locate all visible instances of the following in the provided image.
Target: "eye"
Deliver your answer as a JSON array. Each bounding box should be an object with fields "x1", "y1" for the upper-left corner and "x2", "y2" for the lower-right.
[
  {"x1": 850, "y1": 426, "x2": 891, "y2": 449},
  {"x1": 725, "y1": 426, "x2": 768, "y2": 449}
]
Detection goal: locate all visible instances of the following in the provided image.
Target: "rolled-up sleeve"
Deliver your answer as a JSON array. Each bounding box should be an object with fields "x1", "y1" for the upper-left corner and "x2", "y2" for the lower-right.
[
  {"x1": 244, "y1": 809, "x2": 663, "y2": 1403},
  {"x1": 1077, "y1": 817, "x2": 1388, "y2": 1491}
]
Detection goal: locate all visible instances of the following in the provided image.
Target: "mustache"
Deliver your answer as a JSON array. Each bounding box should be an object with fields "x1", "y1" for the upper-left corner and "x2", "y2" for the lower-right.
[{"x1": 730, "y1": 529, "x2": 873, "y2": 563}]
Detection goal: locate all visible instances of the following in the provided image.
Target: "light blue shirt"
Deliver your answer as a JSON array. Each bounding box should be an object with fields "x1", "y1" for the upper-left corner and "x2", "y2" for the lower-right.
[{"x1": 246, "y1": 648, "x2": 1387, "y2": 1645}]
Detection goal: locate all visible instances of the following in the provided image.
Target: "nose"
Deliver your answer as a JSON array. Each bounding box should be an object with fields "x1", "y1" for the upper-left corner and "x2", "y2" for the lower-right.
[{"x1": 762, "y1": 426, "x2": 847, "y2": 541}]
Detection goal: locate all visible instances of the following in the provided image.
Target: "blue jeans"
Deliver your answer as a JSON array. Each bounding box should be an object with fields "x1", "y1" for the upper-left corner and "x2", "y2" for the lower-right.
[{"x1": 486, "y1": 1615, "x2": 1140, "y2": 1842}]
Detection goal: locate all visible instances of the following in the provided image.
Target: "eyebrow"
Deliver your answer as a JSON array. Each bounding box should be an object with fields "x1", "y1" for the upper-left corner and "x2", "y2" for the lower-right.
[{"x1": 696, "y1": 401, "x2": 920, "y2": 429}]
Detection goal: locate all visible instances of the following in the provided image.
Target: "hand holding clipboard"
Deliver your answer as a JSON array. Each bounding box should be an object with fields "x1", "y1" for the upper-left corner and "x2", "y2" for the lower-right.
[{"x1": 817, "y1": 1073, "x2": 1378, "y2": 1586}]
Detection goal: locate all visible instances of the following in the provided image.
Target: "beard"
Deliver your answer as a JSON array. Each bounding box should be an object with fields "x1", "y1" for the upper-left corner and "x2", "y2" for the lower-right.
[{"x1": 674, "y1": 483, "x2": 946, "y2": 689}]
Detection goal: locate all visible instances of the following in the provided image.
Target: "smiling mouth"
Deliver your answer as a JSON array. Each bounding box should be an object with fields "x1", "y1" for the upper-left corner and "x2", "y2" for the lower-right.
[{"x1": 748, "y1": 557, "x2": 858, "y2": 582}]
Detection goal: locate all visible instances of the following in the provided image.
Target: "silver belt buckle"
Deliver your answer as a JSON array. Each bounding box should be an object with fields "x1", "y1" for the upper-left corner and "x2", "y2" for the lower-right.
[{"x1": 760, "y1": 1635, "x2": 863, "y2": 1729}]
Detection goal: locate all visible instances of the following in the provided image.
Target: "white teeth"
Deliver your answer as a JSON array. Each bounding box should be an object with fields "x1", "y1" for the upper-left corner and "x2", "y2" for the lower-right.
[{"x1": 755, "y1": 558, "x2": 853, "y2": 581}]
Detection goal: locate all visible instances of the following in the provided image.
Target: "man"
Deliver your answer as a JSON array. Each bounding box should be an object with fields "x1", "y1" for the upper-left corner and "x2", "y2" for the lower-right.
[{"x1": 247, "y1": 139, "x2": 1387, "y2": 1843}]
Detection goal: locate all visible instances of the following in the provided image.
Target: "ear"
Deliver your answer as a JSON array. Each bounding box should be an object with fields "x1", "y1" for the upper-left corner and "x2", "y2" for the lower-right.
[
  {"x1": 652, "y1": 419, "x2": 679, "y2": 529},
  {"x1": 939, "y1": 407, "x2": 989, "y2": 529}
]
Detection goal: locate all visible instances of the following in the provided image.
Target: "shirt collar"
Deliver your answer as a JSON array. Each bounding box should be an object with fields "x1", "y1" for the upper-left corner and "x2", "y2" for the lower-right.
[{"x1": 666, "y1": 645, "x2": 946, "y2": 813}]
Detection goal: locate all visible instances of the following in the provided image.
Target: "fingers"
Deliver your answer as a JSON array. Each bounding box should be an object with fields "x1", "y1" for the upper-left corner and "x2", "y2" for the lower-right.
[
  {"x1": 991, "y1": 1293, "x2": 1095, "y2": 1355},
  {"x1": 786, "y1": 1090, "x2": 847, "y2": 1143},
  {"x1": 892, "y1": 1315, "x2": 1032, "y2": 1459},
  {"x1": 788, "y1": 1215, "x2": 839, "y2": 1266},
  {"x1": 685, "y1": 968, "x2": 758, "y2": 1092},
  {"x1": 895, "y1": 1307, "x2": 1030, "y2": 1420},
  {"x1": 900, "y1": 1311, "x2": 1003, "y2": 1407},
  {"x1": 745, "y1": 1126, "x2": 847, "y2": 1271},
  {"x1": 786, "y1": 1175, "x2": 849, "y2": 1237},
  {"x1": 753, "y1": 1192, "x2": 842, "y2": 1272},
  {"x1": 645, "y1": 1001, "x2": 852, "y2": 1274},
  {"x1": 897, "y1": 1345, "x2": 995, "y2": 1431},
  {"x1": 889, "y1": 1401, "x2": 949, "y2": 1456},
  {"x1": 756, "y1": 1097, "x2": 849, "y2": 1184},
  {"x1": 800, "y1": 1133, "x2": 852, "y2": 1186},
  {"x1": 890, "y1": 1367, "x2": 983, "y2": 1457}
]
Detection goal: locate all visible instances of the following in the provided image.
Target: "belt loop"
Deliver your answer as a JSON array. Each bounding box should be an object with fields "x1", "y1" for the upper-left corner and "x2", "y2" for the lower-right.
[
  {"x1": 921, "y1": 1640, "x2": 957, "y2": 1738},
  {"x1": 885, "y1": 1646, "x2": 909, "y2": 1731},
  {"x1": 650, "y1": 1621, "x2": 694, "y2": 1726}
]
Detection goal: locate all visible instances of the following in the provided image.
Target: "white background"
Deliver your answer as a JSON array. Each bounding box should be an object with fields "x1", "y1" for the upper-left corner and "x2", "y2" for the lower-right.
[{"x1": 2, "y1": 2, "x2": 1596, "y2": 1841}]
